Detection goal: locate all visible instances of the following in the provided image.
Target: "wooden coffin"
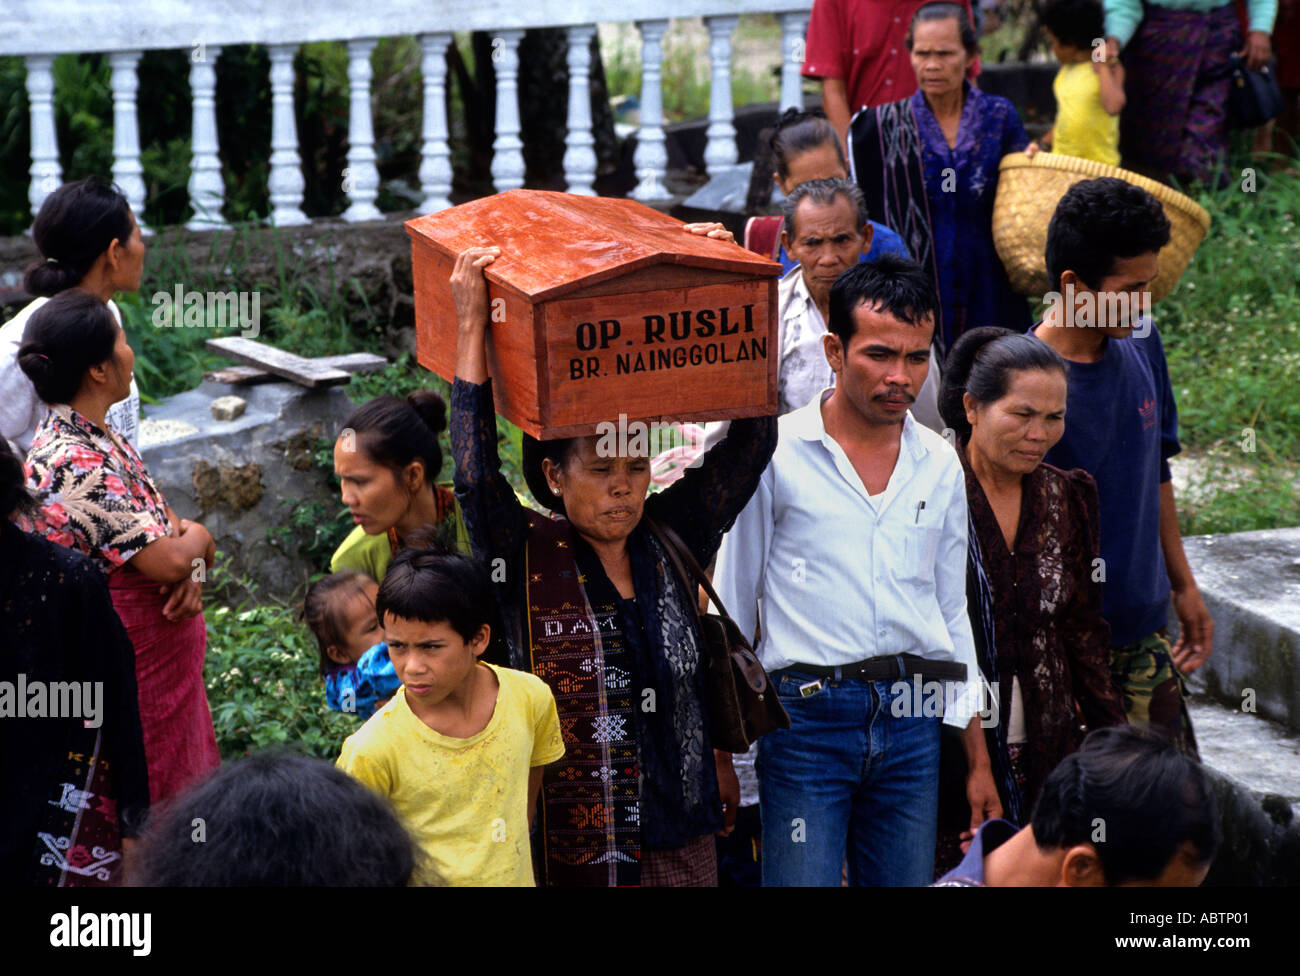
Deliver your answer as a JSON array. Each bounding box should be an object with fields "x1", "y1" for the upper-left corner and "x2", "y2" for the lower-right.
[{"x1": 406, "y1": 190, "x2": 780, "y2": 439}]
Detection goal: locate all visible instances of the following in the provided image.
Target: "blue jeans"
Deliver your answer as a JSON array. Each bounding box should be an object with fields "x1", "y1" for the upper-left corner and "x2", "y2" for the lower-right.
[{"x1": 757, "y1": 670, "x2": 942, "y2": 886}]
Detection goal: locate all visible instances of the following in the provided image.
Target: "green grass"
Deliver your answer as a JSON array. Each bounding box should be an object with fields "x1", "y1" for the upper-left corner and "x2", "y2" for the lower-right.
[
  {"x1": 1157, "y1": 159, "x2": 1300, "y2": 535},
  {"x1": 112, "y1": 218, "x2": 383, "y2": 402}
]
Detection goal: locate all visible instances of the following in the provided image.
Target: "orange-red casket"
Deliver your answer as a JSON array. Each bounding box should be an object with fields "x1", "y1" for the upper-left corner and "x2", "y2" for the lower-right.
[{"x1": 406, "y1": 190, "x2": 780, "y2": 440}]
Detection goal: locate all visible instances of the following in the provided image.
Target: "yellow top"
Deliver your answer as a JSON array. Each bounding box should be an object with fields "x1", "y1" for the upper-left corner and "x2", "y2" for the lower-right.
[
  {"x1": 1051, "y1": 62, "x2": 1120, "y2": 168},
  {"x1": 337, "y1": 663, "x2": 565, "y2": 886}
]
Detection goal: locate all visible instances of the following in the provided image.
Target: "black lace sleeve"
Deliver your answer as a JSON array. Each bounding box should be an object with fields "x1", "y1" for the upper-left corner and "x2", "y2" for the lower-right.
[
  {"x1": 1062, "y1": 468, "x2": 1127, "y2": 730},
  {"x1": 450, "y1": 378, "x2": 534, "y2": 668},
  {"x1": 450, "y1": 378, "x2": 531, "y2": 569},
  {"x1": 645, "y1": 413, "x2": 778, "y2": 568}
]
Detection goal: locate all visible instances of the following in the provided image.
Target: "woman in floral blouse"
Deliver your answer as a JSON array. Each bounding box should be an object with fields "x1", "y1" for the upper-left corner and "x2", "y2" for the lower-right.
[{"x1": 19, "y1": 290, "x2": 220, "y2": 803}]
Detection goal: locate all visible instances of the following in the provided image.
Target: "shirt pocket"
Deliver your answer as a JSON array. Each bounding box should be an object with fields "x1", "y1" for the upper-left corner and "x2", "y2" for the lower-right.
[{"x1": 898, "y1": 522, "x2": 943, "y2": 586}]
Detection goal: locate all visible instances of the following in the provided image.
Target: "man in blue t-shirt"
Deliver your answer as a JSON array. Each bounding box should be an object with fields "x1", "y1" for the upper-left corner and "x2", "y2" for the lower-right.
[{"x1": 1028, "y1": 177, "x2": 1212, "y2": 756}]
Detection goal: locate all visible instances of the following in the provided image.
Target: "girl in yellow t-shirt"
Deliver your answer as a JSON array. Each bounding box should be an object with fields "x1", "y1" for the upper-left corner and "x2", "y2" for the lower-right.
[{"x1": 1027, "y1": 0, "x2": 1125, "y2": 167}]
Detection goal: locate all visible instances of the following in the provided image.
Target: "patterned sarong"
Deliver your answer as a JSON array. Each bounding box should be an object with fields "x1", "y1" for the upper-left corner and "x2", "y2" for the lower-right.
[
  {"x1": 109, "y1": 565, "x2": 220, "y2": 804},
  {"x1": 30, "y1": 734, "x2": 125, "y2": 886},
  {"x1": 1120, "y1": 2, "x2": 1242, "y2": 184},
  {"x1": 525, "y1": 514, "x2": 642, "y2": 886}
]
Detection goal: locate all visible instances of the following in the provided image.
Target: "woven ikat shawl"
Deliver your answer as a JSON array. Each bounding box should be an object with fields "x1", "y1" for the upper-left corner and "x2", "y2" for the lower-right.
[
  {"x1": 525, "y1": 513, "x2": 642, "y2": 886},
  {"x1": 523, "y1": 511, "x2": 717, "y2": 886}
]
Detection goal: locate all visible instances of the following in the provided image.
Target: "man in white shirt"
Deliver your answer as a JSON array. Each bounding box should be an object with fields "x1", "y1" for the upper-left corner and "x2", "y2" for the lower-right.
[
  {"x1": 772, "y1": 177, "x2": 943, "y2": 428},
  {"x1": 714, "y1": 253, "x2": 1000, "y2": 886},
  {"x1": 774, "y1": 178, "x2": 872, "y2": 415}
]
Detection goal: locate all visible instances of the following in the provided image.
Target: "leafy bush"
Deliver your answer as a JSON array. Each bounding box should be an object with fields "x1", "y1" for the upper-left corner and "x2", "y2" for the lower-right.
[
  {"x1": 1159, "y1": 163, "x2": 1300, "y2": 535},
  {"x1": 205, "y1": 600, "x2": 362, "y2": 761}
]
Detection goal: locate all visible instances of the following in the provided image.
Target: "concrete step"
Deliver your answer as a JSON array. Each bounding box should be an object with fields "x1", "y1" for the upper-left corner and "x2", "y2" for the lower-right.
[
  {"x1": 1188, "y1": 696, "x2": 1300, "y2": 815},
  {"x1": 1174, "y1": 527, "x2": 1300, "y2": 731},
  {"x1": 1168, "y1": 528, "x2": 1300, "y2": 883}
]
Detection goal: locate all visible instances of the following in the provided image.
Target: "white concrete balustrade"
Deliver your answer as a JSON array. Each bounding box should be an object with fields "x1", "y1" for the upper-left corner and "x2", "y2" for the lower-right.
[{"x1": 6, "y1": 2, "x2": 812, "y2": 227}]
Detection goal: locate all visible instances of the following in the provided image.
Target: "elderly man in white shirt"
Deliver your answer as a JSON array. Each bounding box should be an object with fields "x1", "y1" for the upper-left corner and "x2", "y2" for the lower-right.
[
  {"x1": 774, "y1": 178, "x2": 872, "y2": 415},
  {"x1": 714, "y1": 253, "x2": 1000, "y2": 887}
]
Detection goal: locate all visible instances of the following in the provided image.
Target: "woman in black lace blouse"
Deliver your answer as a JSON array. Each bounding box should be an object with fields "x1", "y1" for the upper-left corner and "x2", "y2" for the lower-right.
[
  {"x1": 447, "y1": 244, "x2": 777, "y2": 887},
  {"x1": 0, "y1": 439, "x2": 149, "y2": 886},
  {"x1": 939, "y1": 327, "x2": 1127, "y2": 822}
]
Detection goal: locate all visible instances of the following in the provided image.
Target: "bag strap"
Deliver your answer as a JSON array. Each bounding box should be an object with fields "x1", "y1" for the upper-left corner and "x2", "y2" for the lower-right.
[{"x1": 643, "y1": 517, "x2": 736, "y2": 623}]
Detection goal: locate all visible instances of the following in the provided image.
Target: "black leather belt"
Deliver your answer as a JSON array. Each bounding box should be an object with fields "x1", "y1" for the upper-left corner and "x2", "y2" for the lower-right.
[{"x1": 783, "y1": 654, "x2": 967, "y2": 683}]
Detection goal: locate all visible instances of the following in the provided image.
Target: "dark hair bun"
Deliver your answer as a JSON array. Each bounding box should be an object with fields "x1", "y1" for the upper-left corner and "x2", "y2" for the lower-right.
[
  {"x1": 938, "y1": 327, "x2": 1014, "y2": 433},
  {"x1": 407, "y1": 389, "x2": 447, "y2": 435},
  {"x1": 23, "y1": 177, "x2": 134, "y2": 298},
  {"x1": 16, "y1": 346, "x2": 53, "y2": 385},
  {"x1": 22, "y1": 263, "x2": 84, "y2": 298},
  {"x1": 341, "y1": 392, "x2": 445, "y2": 485}
]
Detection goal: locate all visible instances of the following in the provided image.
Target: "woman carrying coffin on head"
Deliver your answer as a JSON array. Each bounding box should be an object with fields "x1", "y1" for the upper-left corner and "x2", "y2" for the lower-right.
[{"x1": 447, "y1": 237, "x2": 776, "y2": 887}]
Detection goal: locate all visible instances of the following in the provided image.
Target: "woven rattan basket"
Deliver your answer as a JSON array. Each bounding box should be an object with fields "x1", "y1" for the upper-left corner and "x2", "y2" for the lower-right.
[{"x1": 992, "y1": 152, "x2": 1211, "y2": 303}]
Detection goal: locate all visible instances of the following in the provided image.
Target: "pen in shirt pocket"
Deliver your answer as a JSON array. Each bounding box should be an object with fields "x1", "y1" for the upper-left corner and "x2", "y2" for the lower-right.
[{"x1": 915, "y1": 500, "x2": 926, "y2": 524}]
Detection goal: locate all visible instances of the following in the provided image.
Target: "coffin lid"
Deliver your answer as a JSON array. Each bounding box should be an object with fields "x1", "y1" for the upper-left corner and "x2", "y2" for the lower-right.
[{"x1": 405, "y1": 189, "x2": 780, "y2": 303}]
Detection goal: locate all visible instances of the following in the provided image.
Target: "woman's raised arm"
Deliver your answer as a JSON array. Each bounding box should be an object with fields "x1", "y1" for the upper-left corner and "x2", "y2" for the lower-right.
[{"x1": 449, "y1": 246, "x2": 530, "y2": 567}]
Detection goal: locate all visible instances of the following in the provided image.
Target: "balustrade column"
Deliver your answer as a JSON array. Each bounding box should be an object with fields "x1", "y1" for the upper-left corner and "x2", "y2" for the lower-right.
[
  {"x1": 563, "y1": 24, "x2": 598, "y2": 196},
  {"x1": 268, "y1": 43, "x2": 309, "y2": 226},
  {"x1": 490, "y1": 29, "x2": 526, "y2": 192},
  {"x1": 25, "y1": 55, "x2": 61, "y2": 223},
  {"x1": 109, "y1": 51, "x2": 148, "y2": 231},
  {"x1": 779, "y1": 11, "x2": 811, "y2": 112},
  {"x1": 187, "y1": 45, "x2": 226, "y2": 229},
  {"x1": 418, "y1": 32, "x2": 454, "y2": 213},
  {"x1": 343, "y1": 39, "x2": 382, "y2": 222},
  {"x1": 631, "y1": 19, "x2": 669, "y2": 201},
  {"x1": 703, "y1": 16, "x2": 739, "y2": 175}
]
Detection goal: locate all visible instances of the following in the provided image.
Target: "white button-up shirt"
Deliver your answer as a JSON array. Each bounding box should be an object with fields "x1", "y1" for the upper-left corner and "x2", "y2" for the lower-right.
[
  {"x1": 713, "y1": 389, "x2": 980, "y2": 729},
  {"x1": 775, "y1": 265, "x2": 836, "y2": 416}
]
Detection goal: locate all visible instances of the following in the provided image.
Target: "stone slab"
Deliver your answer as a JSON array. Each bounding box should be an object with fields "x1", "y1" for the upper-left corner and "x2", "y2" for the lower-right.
[
  {"x1": 1172, "y1": 528, "x2": 1300, "y2": 731},
  {"x1": 140, "y1": 378, "x2": 355, "y2": 601}
]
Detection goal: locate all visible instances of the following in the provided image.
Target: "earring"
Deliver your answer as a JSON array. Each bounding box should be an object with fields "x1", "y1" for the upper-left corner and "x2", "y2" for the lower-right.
[{"x1": 552, "y1": 487, "x2": 561, "y2": 495}]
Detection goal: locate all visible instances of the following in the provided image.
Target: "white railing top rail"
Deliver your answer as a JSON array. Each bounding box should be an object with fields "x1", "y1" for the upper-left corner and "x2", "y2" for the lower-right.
[{"x1": 5, "y1": 0, "x2": 811, "y2": 57}]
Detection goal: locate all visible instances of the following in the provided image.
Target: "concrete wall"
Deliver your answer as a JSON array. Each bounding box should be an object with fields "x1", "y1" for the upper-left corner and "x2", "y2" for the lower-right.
[
  {"x1": 1175, "y1": 528, "x2": 1300, "y2": 732},
  {"x1": 1204, "y1": 767, "x2": 1300, "y2": 886}
]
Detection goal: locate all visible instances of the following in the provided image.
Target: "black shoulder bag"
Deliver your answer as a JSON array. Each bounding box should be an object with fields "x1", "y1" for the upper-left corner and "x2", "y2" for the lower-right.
[
  {"x1": 646, "y1": 518, "x2": 790, "y2": 753},
  {"x1": 1227, "y1": 54, "x2": 1284, "y2": 130}
]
